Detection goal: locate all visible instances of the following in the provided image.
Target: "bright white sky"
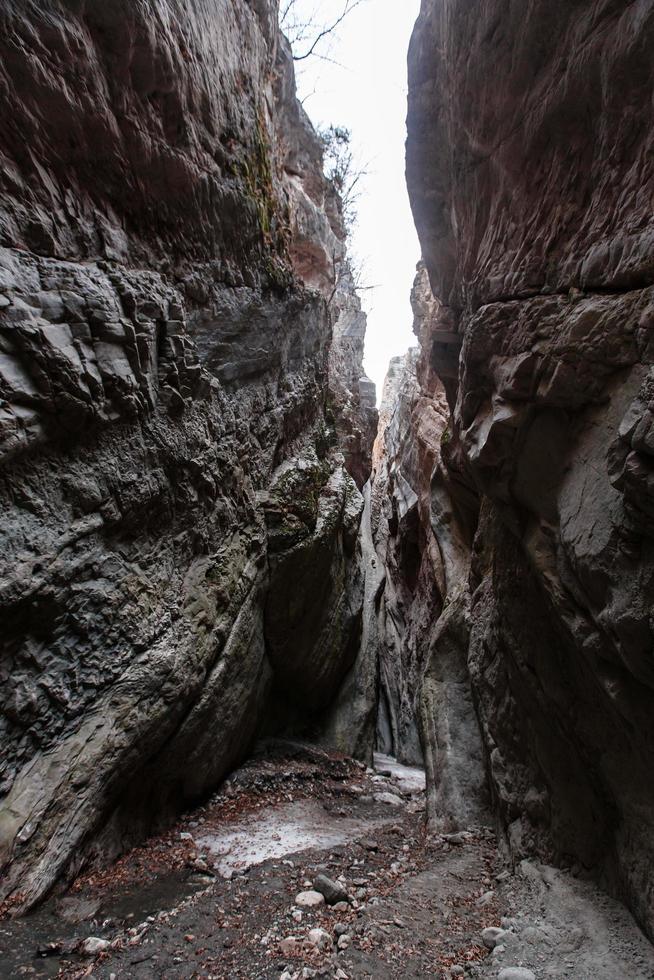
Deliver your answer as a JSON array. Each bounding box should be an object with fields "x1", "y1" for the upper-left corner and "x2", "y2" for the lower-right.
[{"x1": 287, "y1": 0, "x2": 422, "y2": 401}]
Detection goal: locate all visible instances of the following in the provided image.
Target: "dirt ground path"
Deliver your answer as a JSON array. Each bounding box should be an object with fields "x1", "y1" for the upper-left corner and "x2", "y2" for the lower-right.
[{"x1": 2, "y1": 742, "x2": 653, "y2": 980}]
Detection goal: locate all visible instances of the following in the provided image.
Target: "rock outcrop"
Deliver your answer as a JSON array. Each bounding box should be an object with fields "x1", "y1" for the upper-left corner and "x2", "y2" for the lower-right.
[
  {"x1": 407, "y1": 0, "x2": 654, "y2": 937},
  {"x1": 0, "y1": 0, "x2": 375, "y2": 910}
]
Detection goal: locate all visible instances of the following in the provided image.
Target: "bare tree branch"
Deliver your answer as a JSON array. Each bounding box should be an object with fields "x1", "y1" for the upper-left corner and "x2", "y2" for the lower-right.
[{"x1": 280, "y1": 0, "x2": 367, "y2": 63}]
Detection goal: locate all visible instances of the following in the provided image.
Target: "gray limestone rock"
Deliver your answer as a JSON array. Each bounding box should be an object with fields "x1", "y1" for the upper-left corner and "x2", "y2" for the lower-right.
[
  {"x1": 313, "y1": 874, "x2": 349, "y2": 906},
  {"x1": 407, "y1": 0, "x2": 654, "y2": 941},
  {"x1": 0, "y1": 0, "x2": 374, "y2": 911}
]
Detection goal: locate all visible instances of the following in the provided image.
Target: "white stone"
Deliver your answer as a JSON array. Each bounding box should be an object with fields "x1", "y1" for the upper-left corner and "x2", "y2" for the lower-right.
[
  {"x1": 295, "y1": 890, "x2": 325, "y2": 908},
  {"x1": 307, "y1": 927, "x2": 332, "y2": 950},
  {"x1": 81, "y1": 937, "x2": 110, "y2": 956}
]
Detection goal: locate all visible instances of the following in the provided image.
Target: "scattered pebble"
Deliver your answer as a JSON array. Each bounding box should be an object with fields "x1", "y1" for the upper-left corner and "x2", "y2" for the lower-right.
[
  {"x1": 332, "y1": 900, "x2": 350, "y2": 913},
  {"x1": 80, "y1": 937, "x2": 110, "y2": 956}
]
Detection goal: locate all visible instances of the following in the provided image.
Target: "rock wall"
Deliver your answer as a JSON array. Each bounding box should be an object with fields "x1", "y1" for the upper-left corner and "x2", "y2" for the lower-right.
[
  {"x1": 328, "y1": 267, "x2": 378, "y2": 491},
  {"x1": 0, "y1": 0, "x2": 374, "y2": 910},
  {"x1": 365, "y1": 270, "x2": 488, "y2": 828},
  {"x1": 407, "y1": 0, "x2": 654, "y2": 936}
]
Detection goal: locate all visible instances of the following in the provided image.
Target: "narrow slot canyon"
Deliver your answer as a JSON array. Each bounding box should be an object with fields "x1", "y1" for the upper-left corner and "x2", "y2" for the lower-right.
[{"x1": 0, "y1": 1, "x2": 653, "y2": 978}]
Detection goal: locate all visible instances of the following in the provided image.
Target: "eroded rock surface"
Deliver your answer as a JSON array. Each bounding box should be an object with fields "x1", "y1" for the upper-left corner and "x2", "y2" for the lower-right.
[
  {"x1": 407, "y1": 0, "x2": 654, "y2": 938},
  {"x1": 0, "y1": 0, "x2": 375, "y2": 910}
]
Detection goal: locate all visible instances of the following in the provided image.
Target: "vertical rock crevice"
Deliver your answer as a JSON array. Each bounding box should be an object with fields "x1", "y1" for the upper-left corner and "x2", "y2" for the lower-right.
[{"x1": 361, "y1": 266, "x2": 489, "y2": 830}]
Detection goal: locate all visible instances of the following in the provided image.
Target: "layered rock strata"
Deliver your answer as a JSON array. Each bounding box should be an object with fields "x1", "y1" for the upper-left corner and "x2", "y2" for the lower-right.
[
  {"x1": 0, "y1": 0, "x2": 374, "y2": 910},
  {"x1": 407, "y1": 0, "x2": 654, "y2": 936}
]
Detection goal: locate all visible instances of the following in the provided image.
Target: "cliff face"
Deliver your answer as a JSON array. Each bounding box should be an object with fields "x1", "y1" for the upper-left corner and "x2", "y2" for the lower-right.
[
  {"x1": 363, "y1": 270, "x2": 488, "y2": 829},
  {"x1": 0, "y1": 0, "x2": 375, "y2": 910},
  {"x1": 407, "y1": 0, "x2": 654, "y2": 934},
  {"x1": 328, "y1": 268, "x2": 378, "y2": 491}
]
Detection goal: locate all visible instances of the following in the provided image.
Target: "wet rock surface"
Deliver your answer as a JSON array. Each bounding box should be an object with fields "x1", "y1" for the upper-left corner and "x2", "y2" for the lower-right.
[{"x1": 407, "y1": 0, "x2": 654, "y2": 940}]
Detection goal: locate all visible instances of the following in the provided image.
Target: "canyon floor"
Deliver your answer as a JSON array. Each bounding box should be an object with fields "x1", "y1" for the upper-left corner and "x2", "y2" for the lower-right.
[{"x1": 1, "y1": 743, "x2": 653, "y2": 980}]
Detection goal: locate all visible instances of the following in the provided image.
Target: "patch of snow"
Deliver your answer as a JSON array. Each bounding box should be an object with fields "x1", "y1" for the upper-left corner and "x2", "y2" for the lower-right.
[
  {"x1": 196, "y1": 799, "x2": 395, "y2": 875},
  {"x1": 373, "y1": 752, "x2": 426, "y2": 795}
]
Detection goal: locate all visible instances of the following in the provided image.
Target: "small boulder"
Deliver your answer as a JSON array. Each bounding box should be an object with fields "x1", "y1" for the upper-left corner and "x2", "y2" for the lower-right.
[
  {"x1": 307, "y1": 927, "x2": 332, "y2": 950},
  {"x1": 498, "y1": 970, "x2": 537, "y2": 980},
  {"x1": 295, "y1": 890, "x2": 325, "y2": 908},
  {"x1": 313, "y1": 874, "x2": 349, "y2": 906}
]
